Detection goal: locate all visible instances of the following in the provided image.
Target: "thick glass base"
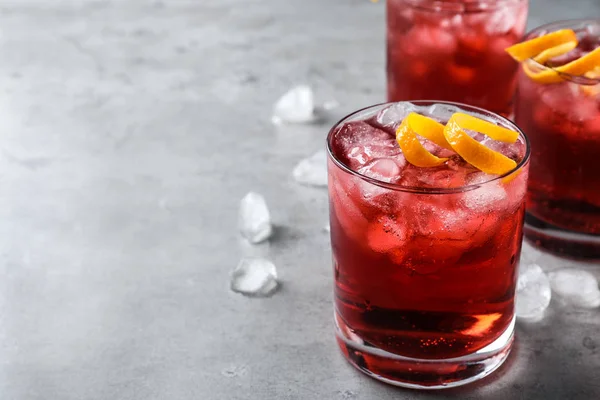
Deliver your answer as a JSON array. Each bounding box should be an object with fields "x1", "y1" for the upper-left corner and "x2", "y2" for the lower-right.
[
  {"x1": 335, "y1": 312, "x2": 514, "y2": 390},
  {"x1": 524, "y1": 213, "x2": 600, "y2": 260}
]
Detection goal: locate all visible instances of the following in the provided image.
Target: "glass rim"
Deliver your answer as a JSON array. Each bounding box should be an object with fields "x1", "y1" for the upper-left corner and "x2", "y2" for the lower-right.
[
  {"x1": 525, "y1": 18, "x2": 600, "y2": 84},
  {"x1": 399, "y1": 0, "x2": 526, "y2": 12},
  {"x1": 326, "y1": 101, "x2": 531, "y2": 195}
]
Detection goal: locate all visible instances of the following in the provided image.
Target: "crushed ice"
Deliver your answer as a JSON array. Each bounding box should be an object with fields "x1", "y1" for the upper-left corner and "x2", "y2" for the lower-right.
[
  {"x1": 516, "y1": 264, "x2": 551, "y2": 322},
  {"x1": 271, "y1": 85, "x2": 339, "y2": 124},
  {"x1": 239, "y1": 192, "x2": 273, "y2": 244},
  {"x1": 272, "y1": 85, "x2": 316, "y2": 124},
  {"x1": 230, "y1": 258, "x2": 279, "y2": 297},
  {"x1": 548, "y1": 269, "x2": 600, "y2": 309},
  {"x1": 292, "y1": 150, "x2": 328, "y2": 187}
]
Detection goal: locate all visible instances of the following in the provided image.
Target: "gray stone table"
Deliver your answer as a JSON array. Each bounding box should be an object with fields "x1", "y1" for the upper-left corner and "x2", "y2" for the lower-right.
[{"x1": 0, "y1": 0, "x2": 599, "y2": 399}]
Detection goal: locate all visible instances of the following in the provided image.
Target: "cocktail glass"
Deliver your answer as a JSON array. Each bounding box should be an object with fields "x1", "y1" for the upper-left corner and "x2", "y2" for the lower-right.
[
  {"x1": 327, "y1": 101, "x2": 530, "y2": 388},
  {"x1": 514, "y1": 19, "x2": 600, "y2": 258},
  {"x1": 387, "y1": 0, "x2": 528, "y2": 116}
]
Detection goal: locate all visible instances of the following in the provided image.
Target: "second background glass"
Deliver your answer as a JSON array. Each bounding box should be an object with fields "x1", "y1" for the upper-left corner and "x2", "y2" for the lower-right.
[{"x1": 386, "y1": 0, "x2": 529, "y2": 116}]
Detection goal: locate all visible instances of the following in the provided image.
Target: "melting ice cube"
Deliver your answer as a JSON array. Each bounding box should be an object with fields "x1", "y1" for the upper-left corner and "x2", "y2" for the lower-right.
[
  {"x1": 479, "y1": 136, "x2": 524, "y2": 161},
  {"x1": 357, "y1": 158, "x2": 400, "y2": 199},
  {"x1": 347, "y1": 141, "x2": 402, "y2": 170},
  {"x1": 485, "y1": 5, "x2": 526, "y2": 35},
  {"x1": 271, "y1": 85, "x2": 317, "y2": 124},
  {"x1": 230, "y1": 258, "x2": 278, "y2": 297},
  {"x1": 239, "y1": 192, "x2": 273, "y2": 244},
  {"x1": 516, "y1": 264, "x2": 551, "y2": 322},
  {"x1": 292, "y1": 150, "x2": 328, "y2": 187},
  {"x1": 548, "y1": 269, "x2": 600, "y2": 309},
  {"x1": 366, "y1": 214, "x2": 407, "y2": 254},
  {"x1": 321, "y1": 99, "x2": 340, "y2": 111},
  {"x1": 376, "y1": 102, "x2": 418, "y2": 131},
  {"x1": 461, "y1": 180, "x2": 507, "y2": 210},
  {"x1": 426, "y1": 103, "x2": 462, "y2": 123},
  {"x1": 404, "y1": 26, "x2": 458, "y2": 56},
  {"x1": 358, "y1": 158, "x2": 400, "y2": 183}
]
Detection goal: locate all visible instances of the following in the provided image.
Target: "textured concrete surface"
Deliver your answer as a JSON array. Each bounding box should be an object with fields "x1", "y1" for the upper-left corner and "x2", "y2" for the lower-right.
[{"x1": 0, "y1": 0, "x2": 598, "y2": 399}]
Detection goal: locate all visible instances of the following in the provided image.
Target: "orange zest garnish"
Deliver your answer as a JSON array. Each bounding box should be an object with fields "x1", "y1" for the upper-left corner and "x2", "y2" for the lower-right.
[
  {"x1": 505, "y1": 29, "x2": 578, "y2": 62},
  {"x1": 533, "y1": 41, "x2": 578, "y2": 64},
  {"x1": 443, "y1": 113, "x2": 517, "y2": 175},
  {"x1": 585, "y1": 65, "x2": 600, "y2": 78},
  {"x1": 395, "y1": 113, "x2": 449, "y2": 168},
  {"x1": 448, "y1": 113, "x2": 518, "y2": 143},
  {"x1": 395, "y1": 112, "x2": 520, "y2": 176},
  {"x1": 404, "y1": 112, "x2": 454, "y2": 150},
  {"x1": 522, "y1": 62, "x2": 564, "y2": 84},
  {"x1": 501, "y1": 167, "x2": 522, "y2": 185},
  {"x1": 556, "y1": 46, "x2": 600, "y2": 75},
  {"x1": 507, "y1": 28, "x2": 600, "y2": 85},
  {"x1": 523, "y1": 46, "x2": 600, "y2": 84}
]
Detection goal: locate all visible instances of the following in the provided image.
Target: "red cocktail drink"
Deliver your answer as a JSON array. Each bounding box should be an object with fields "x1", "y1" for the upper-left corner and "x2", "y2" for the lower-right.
[
  {"x1": 327, "y1": 101, "x2": 529, "y2": 388},
  {"x1": 513, "y1": 20, "x2": 600, "y2": 258},
  {"x1": 387, "y1": 0, "x2": 528, "y2": 115}
]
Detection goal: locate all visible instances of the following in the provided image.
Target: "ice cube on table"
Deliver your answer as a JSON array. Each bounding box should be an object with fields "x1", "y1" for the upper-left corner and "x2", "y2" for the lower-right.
[
  {"x1": 321, "y1": 99, "x2": 340, "y2": 111},
  {"x1": 230, "y1": 258, "x2": 278, "y2": 297},
  {"x1": 239, "y1": 192, "x2": 273, "y2": 244},
  {"x1": 548, "y1": 269, "x2": 600, "y2": 309},
  {"x1": 292, "y1": 150, "x2": 328, "y2": 187},
  {"x1": 516, "y1": 264, "x2": 551, "y2": 322},
  {"x1": 271, "y1": 85, "x2": 316, "y2": 124}
]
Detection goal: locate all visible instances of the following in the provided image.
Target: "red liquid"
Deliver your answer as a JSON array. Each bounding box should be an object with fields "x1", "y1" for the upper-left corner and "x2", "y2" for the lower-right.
[
  {"x1": 386, "y1": 0, "x2": 528, "y2": 115},
  {"x1": 328, "y1": 105, "x2": 528, "y2": 362},
  {"x1": 514, "y1": 36, "x2": 600, "y2": 235}
]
